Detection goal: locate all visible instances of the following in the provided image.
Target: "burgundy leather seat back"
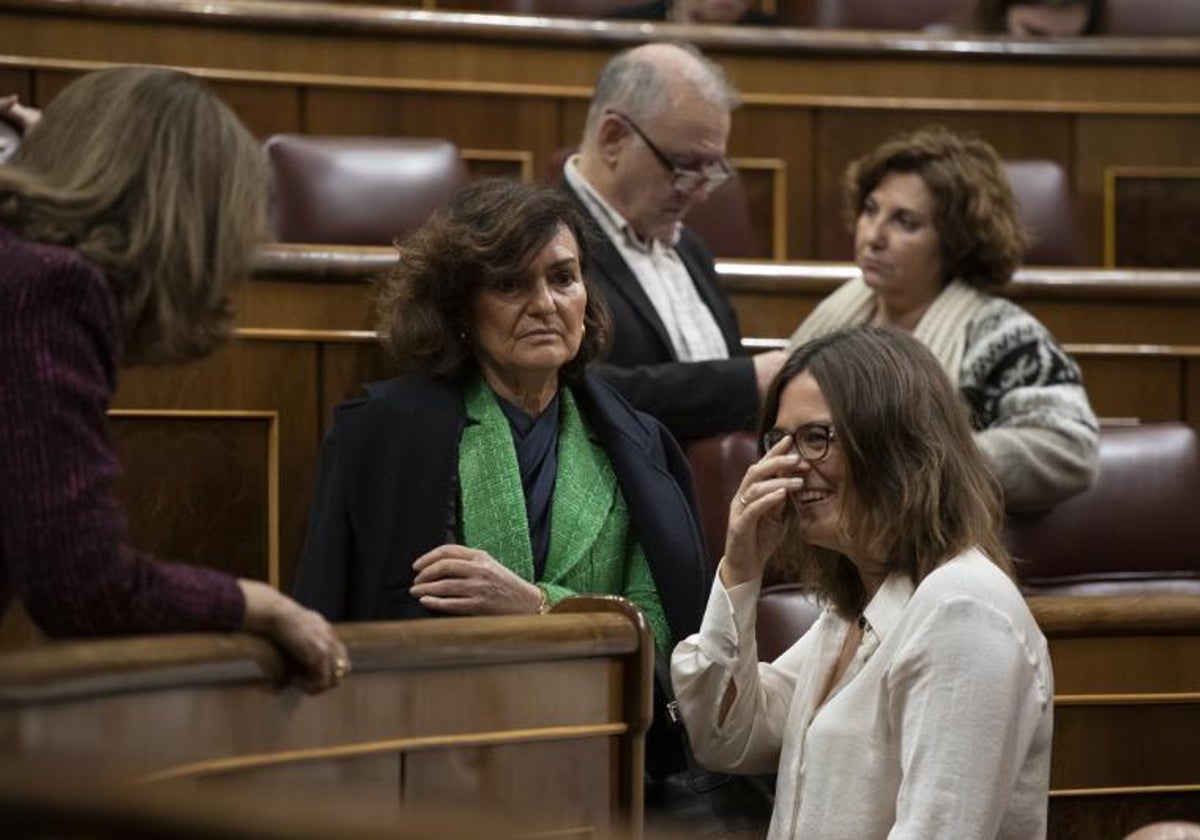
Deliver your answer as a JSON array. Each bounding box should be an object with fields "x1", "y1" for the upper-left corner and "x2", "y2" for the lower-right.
[
  {"x1": 1104, "y1": 0, "x2": 1200, "y2": 35},
  {"x1": 1006, "y1": 423, "x2": 1200, "y2": 596},
  {"x1": 1005, "y1": 160, "x2": 1080, "y2": 266},
  {"x1": 756, "y1": 584, "x2": 823, "y2": 662},
  {"x1": 265, "y1": 134, "x2": 466, "y2": 246},
  {"x1": 807, "y1": 0, "x2": 964, "y2": 29},
  {"x1": 685, "y1": 432, "x2": 760, "y2": 570}
]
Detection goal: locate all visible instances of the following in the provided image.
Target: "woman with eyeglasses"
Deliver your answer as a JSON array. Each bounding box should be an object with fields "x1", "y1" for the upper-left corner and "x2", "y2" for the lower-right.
[
  {"x1": 671, "y1": 326, "x2": 1054, "y2": 839},
  {"x1": 790, "y1": 126, "x2": 1097, "y2": 512}
]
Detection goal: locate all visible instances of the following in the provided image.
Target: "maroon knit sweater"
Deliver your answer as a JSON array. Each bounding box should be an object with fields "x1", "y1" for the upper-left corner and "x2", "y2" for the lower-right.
[{"x1": 0, "y1": 224, "x2": 244, "y2": 636}]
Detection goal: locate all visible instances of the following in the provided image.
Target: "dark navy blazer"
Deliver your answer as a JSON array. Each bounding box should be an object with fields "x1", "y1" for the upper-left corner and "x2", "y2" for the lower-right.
[
  {"x1": 562, "y1": 181, "x2": 760, "y2": 440},
  {"x1": 292, "y1": 372, "x2": 711, "y2": 648}
]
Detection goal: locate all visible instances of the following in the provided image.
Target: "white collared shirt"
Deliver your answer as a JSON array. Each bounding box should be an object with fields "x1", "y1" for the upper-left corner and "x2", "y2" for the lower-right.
[
  {"x1": 671, "y1": 549, "x2": 1054, "y2": 839},
  {"x1": 564, "y1": 157, "x2": 729, "y2": 363}
]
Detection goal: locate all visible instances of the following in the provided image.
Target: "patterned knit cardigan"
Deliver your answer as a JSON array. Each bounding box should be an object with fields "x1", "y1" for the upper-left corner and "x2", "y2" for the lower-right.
[{"x1": 789, "y1": 277, "x2": 1099, "y2": 512}]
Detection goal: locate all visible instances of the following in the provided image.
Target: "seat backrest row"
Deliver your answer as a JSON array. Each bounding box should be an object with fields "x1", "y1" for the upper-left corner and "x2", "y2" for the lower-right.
[
  {"x1": 687, "y1": 422, "x2": 1200, "y2": 598},
  {"x1": 263, "y1": 134, "x2": 1079, "y2": 264}
]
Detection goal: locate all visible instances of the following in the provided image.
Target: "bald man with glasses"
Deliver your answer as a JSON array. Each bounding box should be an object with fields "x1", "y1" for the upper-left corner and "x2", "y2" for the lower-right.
[{"x1": 563, "y1": 42, "x2": 785, "y2": 441}]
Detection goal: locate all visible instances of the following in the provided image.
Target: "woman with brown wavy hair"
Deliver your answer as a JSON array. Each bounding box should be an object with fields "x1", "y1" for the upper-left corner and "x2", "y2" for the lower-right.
[
  {"x1": 0, "y1": 66, "x2": 346, "y2": 692},
  {"x1": 672, "y1": 326, "x2": 1054, "y2": 838},
  {"x1": 790, "y1": 126, "x2": 1097, "y2": 512},
  {"x1": 293, "y1": 178, "x2": 708, "y2": 666}
]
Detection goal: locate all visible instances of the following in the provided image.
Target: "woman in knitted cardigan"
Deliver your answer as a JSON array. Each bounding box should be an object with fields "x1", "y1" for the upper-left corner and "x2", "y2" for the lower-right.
[{"x1": 789, "y1": 127, "x2": 1098, "y2": 512}]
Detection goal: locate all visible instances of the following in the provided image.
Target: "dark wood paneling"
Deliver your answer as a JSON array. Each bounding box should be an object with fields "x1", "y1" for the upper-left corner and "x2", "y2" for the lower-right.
[
  {"x1": 320, "y1": 341, "x2": 389, "y2": 436},
  {"x1": 1074, "y1": 355, "x2": 1184, "y2": 423},
  {"x1": 113, "y1": 339, "x2": 319, "y2": 589},
  {"x1": 1112, "y1": 172, "x2": 1200, "y2": 268},
  {"x1": 211, "y1": 80, "x2": 303, "y2": 139},
  {"x1": 114, "y1": 412, "x2": 274, "y2": 583},
  {"x1": 0, "y1": 69, "x2": 32, "y2": 104},
  {"x1": 303, "y1": 88, "x2": 561, "y2": 170},
  {"x1": 1077, "y1": 116, "x2": 1200, "y2": 268}
]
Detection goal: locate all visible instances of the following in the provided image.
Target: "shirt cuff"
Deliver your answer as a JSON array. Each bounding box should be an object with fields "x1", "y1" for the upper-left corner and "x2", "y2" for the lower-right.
[{"x1": 696, "y1": 574, "x2": 762, "y2": 666}]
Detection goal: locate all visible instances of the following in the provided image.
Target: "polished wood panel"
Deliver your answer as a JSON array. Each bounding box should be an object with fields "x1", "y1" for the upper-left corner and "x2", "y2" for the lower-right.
[
  {"x1": 0, "y1": 600, "x2": 652, "y2": 837},
  {"x1": 112, "y1": 410, "x2": 278, "y2": 585},
  {"x1": 1107, "y1": 167, "x2": 1200, "y2": 268},
  {"x1": 1032, "y1": 596, "x2": 1200, "y2": 838},
  {"x1": 113, "y1": 338, "x2": 319, "y2": 588},
  {"x1": 4, "y1": 8, "x2": 1200, "y2": 264}
]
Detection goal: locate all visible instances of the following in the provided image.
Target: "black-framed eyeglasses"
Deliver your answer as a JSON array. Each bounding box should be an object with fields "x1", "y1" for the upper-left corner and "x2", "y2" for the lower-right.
[
  {"x1": 761, "y1": 422, "x2": 837, "y2": 463},
  {"x1": 610, "y1": 110, "x2": 733, "y2": 197}
]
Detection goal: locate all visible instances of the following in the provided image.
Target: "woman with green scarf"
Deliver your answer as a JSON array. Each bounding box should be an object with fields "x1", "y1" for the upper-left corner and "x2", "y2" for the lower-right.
[{"x1": 293, "y1": 179, "x2": 710, "y2": 662}]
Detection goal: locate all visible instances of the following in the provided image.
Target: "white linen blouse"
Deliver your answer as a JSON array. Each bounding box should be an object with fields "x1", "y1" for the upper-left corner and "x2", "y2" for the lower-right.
[{"x1": 671, "y1": 548, "x2": 1054, "y2": 840}]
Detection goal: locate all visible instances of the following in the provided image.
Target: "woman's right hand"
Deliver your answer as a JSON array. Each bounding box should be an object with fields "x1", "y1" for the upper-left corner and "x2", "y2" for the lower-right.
[
  {"x1": 239, "y1": 580, "x2": 349, "y2": 694},
  {"x1": 720, "y1": 435, "x2": 804, "y2": 588}
]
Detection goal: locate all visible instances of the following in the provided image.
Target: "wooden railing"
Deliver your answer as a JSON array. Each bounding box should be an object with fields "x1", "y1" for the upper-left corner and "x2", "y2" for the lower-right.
[
  {"x1": 0, "y1": 596, "x2": 652, "y2": 838},
  {"x1": 1031, "y1": 595, "x2": 1200, "y2": 838}
]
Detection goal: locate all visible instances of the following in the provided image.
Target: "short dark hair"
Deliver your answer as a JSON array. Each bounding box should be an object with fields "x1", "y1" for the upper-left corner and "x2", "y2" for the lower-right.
[
  {"x1": 0, "y1": 66, "x2": 266, "y2": 365},
  {"x1": 760, "y1": 327, "x2": 1013, "y2": 618},
  {"x1": 844, "y1": 126, "x2": 1028, "y2": 292},
  {"x1": 375, "y1": 178, "x2": 611, "y2": 380}
]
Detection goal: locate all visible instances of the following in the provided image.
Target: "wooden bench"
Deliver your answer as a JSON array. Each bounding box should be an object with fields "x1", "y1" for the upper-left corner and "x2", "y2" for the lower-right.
[{"x1": 0, "y1": 597, "x2": 652, "y2": 838}]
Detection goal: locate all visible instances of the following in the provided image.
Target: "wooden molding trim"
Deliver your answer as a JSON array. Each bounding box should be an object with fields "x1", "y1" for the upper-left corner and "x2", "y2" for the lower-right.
[
  {"x1": 7, "y1": 54, "x2": 1200, "y2": 118},
  {"x1": 1054, "y1": 692, "x2": 1200, "y2": 706},
  {"x1": 732, "y1": 156, "x2": 788, "y2": 261},
  {"x1": 107, "y1": 409, "x2": 281, "y2": 588},
  {"x1": 1030, "y1": 594, "x2": 1200, "y2": 636},
  {"x1": 6, "y1": 0, "x2": 1200, "y2": 61},
  {"x1": 1104, "y1": 165, "x2": 1200, "y2": 268},
  {"x1": 1051, "y1": 783, "x2": 1200, "y2": 798},
  {"x1": 461, "y1": 148, "x2": 535, "y2": 182},
  {"x1": 137, "y1": 722, "x2": 630, "y2": 784}
]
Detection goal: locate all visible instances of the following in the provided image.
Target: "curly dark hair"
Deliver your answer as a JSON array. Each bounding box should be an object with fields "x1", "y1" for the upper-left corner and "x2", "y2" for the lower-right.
[
  {"x1": 375, "y1": 178, "x2": 611, "y2": 381},
  {"x1": 844, "y1": 126, "x2": 1029, "y2": 292},
  {"x1": 760, "y1": 327, "x2": 1012, "y2": 619}
]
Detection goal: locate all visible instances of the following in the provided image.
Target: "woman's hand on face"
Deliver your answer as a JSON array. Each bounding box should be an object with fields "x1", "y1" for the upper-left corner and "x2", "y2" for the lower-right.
[
  {"x1": 239, "y1": 580, "x2": 350, "y2": 695},
  {"x1": 411, "y1": 545, "x2": 543, "y2": 616},
  {"x1": 721, "y1": 436, "x2": 804, "y2": 589}
]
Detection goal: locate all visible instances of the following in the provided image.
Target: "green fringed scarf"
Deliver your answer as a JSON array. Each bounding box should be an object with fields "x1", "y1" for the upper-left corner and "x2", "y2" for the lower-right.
[{"x1": 458, "y1": 376, "x2": 669, "y2": 656}]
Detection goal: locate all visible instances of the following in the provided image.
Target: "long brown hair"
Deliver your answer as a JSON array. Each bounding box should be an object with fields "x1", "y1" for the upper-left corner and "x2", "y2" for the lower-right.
[
  {"x1": 761, "y1": 327, "x2": 1012, "y2": 618},
  {"x1": 376, "y1": 178, "x2": 611, "y2": 381},
  {"x1": 0, "y1": 66, "x2": 266, "y2": 365}
]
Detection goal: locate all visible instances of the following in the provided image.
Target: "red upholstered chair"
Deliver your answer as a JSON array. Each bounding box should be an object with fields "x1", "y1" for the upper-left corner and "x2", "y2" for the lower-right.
[
  {"x1": 756, "y1": 584, "x2": 823, "y2": 661},
  {"x1": 1006, "y1": 423, "x2": 1200, "y2": 597},
  {"x1": 684, "y1": 432, "x2": 760, "y2": 570},
  {"x1": 264, "y1": 134, "x2": 466, "y2": 246},
  {"x1": 1004, "y1": 160, "x2": 1081, "y2": 266},
  {"x1": 1104, "y1": 0, "x2": 1200, "y2": 35},
  {"x1": 805, "y1": 0, "x2": 965, "y2": 29}
]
